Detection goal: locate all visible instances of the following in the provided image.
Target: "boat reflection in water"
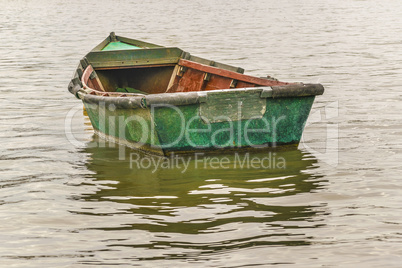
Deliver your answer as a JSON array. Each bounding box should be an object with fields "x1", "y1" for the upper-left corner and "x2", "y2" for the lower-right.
[{"x1": 73, "y1": 135, "x2": 326, "y2": 263}]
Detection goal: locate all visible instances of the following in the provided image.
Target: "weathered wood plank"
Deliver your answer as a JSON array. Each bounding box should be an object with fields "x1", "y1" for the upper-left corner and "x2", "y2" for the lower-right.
[
  {"x1": 179, "y1": 59, "x2": 289, "y2": 87},
  {"x1": 176, "y1": 68, "x2": 204, "y2": 92},
  {"x1": 81, "y1": 65, "x2": 105, "y2": 92},
  {"x1": 203, "y1": 74, "x2": 232, "y2": 91},
  {"x1": 86, "y1": 48, "x2": 184, "y2": 68}
]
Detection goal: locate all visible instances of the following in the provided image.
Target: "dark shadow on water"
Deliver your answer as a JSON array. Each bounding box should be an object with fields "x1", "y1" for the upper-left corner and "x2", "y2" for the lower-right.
[{"x1": 72, "y1": 135, "x2": 328, "y2": 261}]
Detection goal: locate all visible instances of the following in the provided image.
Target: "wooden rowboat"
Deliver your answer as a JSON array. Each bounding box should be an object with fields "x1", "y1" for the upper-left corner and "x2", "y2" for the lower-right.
[{"x1": 68, "y1": 32, "x2": 324, "y2": 156}]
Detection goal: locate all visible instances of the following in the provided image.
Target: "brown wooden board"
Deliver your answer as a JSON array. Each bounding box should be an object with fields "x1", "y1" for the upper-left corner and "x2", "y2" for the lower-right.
[{"x1": 179, "y1": 59, "x2": 289, "y2": 87}]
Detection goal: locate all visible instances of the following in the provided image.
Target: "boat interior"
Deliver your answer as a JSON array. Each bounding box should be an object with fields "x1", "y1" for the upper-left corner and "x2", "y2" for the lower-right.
[{"x1": 82, "y1": 59, "x2": 289, "y2": 96}]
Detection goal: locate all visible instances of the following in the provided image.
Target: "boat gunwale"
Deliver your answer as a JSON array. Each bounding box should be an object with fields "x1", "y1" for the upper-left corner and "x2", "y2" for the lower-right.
[
  {"x1": 80, "y1": 64, "x2": 324, "y2": 110},
  {"x1": 177, "y1": 59, "x2": 289, "y2": 87}
]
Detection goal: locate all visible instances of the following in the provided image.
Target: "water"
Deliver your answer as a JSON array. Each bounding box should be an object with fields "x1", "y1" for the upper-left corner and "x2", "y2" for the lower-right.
[{"x1": 1, "y1": 0, "x2": 402, "y2": 267}]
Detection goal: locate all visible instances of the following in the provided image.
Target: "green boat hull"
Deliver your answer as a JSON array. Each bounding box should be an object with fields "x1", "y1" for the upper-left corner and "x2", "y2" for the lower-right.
[{"x1": 83, "y1": 93, "x2": 315, "y2": 156}]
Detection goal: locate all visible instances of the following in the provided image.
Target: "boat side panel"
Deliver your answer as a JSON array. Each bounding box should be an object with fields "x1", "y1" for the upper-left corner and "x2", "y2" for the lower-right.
[
  {"x1": 83, "y1": 101, "x2": 164, "y2": 155},
  {"x1": 150, "y1": 96, "x2": 315, "y2": 152}
]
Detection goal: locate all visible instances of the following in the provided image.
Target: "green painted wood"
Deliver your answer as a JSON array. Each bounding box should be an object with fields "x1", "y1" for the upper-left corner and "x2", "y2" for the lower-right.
[
  {"x1": 150, "y1": 96, "x2": 316, "y2": 153},
  {"x1": 85, "y1": 47, "x2": 184, "y2": 68},
  {"x1": 102, "y1": 41, "x2": 142, "y2": 51},
  {"x1": 199, "y1": 89, "x2": 266, "y2": 123},
  {"x1": 90, "y1": 33, "x2": 163, "y2": 52},
  {"x1": 82, "y1": 94, "x2": 315, "y2": 155},
  {"x1": 83, "y1": 101, "x2": 163, "y2": 155}
]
